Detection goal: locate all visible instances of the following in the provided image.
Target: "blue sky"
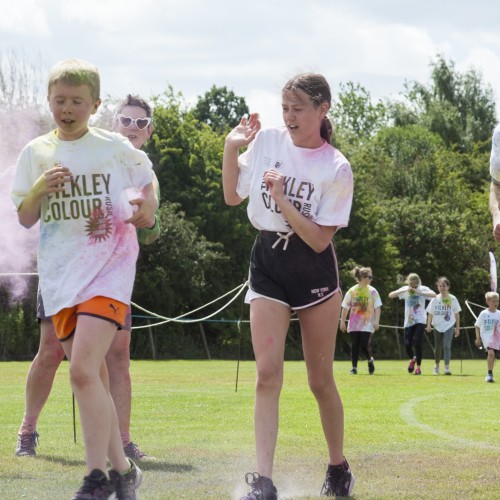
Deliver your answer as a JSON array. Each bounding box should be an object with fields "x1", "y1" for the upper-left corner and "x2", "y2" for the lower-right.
[{"x1": 1, "y1": 0, "x2": 500, "y2": 127}]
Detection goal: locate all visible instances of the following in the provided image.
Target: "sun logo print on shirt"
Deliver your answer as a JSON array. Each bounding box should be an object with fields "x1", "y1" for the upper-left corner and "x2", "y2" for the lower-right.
[{"x1": 85, "y1": 208, "x2": 113, "y2": 242}]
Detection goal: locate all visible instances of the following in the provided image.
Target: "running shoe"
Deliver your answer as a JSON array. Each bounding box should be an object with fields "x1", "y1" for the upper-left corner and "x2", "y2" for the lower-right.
[
  {"x1": 349, "y1": 367, "x2": 357, "y2": 375},
  {"x1": 71, "y1": 469, "x2": 114, "y2": 499},
  {"x1": 444, "y1": 368, "x2": 452, "y2": 376},
  {"x1": 240, "y1": 472, "x2": 277, "y2": 500},
  {"x1": 408, "y1": 358, "x2": 416, "y2": 373},
  {"x1": 433, "y1": 366, "x2": 439, "y2": 375},
  {"x1": 109, "y1": 459, "x2": 142, "y2": 500},
  {"x1": 320, "y1": 458, "x2": 355, "y2": 497},
  {"x1": 415, "y1": 367, "x2": 422, "y2": 375},
  {"x1": 368, "y1": 357, "x2": 375, "y2": 375},
  {"x1": 123, "y1": 441, "x2": 148, "y2": 460},
  {"x1": 15, "y1": 431, "x2": 39, "y2": 457},
  {"x1": 485, "y1": 374, "x2": 494, "y2": 383}
]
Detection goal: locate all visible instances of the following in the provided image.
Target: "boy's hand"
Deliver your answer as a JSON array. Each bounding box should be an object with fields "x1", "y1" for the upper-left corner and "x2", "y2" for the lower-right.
[
  {"x1": 31, "y1": 165, "x2": 72, "y2": 197},
  {"x1": 474, "y1": 338, "x2": 482, "y2": 348},
  {"x1": 125, "y1": 197, "x2": 156, "y2": 228},
  {"x1": 44, "y1": 165, "x2": 72, "y2": 193}
]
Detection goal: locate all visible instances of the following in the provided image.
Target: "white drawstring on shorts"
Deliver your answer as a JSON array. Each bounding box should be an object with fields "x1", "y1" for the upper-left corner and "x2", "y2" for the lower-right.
[{"x1": 271, "y1": 231, "x2": 294, "y2": 251}]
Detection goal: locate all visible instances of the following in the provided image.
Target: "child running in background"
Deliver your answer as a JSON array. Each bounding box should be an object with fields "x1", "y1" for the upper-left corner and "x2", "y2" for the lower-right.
[
  {"x1": 389, "y1": 273, "x2": 436, "y2": 375},
  {"x1": 222, "y1": 72, "x2": 354, "y2": 499},
  {"x1": 11, "y1": 59, "x2": 157, "y2": 499},
  {"x1": 340, "y1": 266, "x2": 381, "y2": 375},
  {"x1": 474, "y1": 291, "x2": 500, "y2": 383},
  {"x1": 425, "y1": 277, "x2": 461, "y2": 375}
]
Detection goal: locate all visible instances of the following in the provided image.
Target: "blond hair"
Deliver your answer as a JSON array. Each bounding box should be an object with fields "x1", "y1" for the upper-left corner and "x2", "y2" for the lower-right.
[
  {"x1": 47, "y1": 59, "x2": 100, "y2": 101},
  {"x1": 485, "y1": 291, "x2": 499, "y2": 301},
  {"x1": 405, "y1": 273, "x2": 421, "y2": 286}
]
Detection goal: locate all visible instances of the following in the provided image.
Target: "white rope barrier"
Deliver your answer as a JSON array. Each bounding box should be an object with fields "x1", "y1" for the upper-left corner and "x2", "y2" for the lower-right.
[
  {"x1": 130, "y1": 281, "x2": 248, "y2": 329},
  {"x1": 0, "y1": 271, "x2": 486, "y2": 331},
  {"x1": 0, "y1": 272, "x2": 39, "y2": 276}
]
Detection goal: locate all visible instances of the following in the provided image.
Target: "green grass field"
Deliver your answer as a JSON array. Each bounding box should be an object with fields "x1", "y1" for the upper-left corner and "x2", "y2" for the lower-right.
[{"x1": 0, "y1": 359, "x2": 499, "y2": 499}]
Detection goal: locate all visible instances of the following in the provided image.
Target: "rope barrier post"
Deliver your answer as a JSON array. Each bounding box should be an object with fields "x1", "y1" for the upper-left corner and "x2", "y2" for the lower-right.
[
  {"x1": 199, "y1": 323, "x2": 211, "y2": 360},
  {"x1": 235, "y1": 319, "x2": 242, "y2": 393},
  {"x1": 147, "y1": 319, "x2": 156, "y2": 360},
  {"x1": 72, "y1": 393, "x2": 77, "y2": 444},
  {"x1": 460, "y1": 328, "x2": 464, "y2": 375}
]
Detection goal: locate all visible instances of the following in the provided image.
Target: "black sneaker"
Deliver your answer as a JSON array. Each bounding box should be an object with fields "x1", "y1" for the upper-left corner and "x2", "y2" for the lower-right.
[
  {"x1": 349, "y1": 367, "x2": 357, "y2": 375},
  {"x1": 320, "y1": 459, "x2": 355, "y2": 497},
  {"x1": 109, "y1": 459, "x2": 142, "y2": 500},
  {"x1": 240, "y1": 472, "x2": 277, "y2": 500},
  {"x1": 123, "y1": 441, "x2": 149, "y2": 460},
  {"x1": 71, "y1": 469, "x2": 114, "y2": 499},
  {"x1": 368, "y1": 357, "x2": 375, "y2": 374},
  {"x1": 15, "y1": 431, "x2": 39, "y2": 457}
]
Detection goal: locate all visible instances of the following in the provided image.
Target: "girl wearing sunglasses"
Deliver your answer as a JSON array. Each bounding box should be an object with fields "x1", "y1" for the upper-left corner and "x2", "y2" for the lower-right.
[{"x1": 113, "y1": 95, "x2": 153, "y2": 149}]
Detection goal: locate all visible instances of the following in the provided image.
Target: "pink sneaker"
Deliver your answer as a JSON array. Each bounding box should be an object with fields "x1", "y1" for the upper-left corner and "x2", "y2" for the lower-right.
[
  {"x1": 415, "y1": 367, "x2": 422, "y2": 375},
  {"x1": 408, "y1": 358, "x2": 416, "y2": 373}
]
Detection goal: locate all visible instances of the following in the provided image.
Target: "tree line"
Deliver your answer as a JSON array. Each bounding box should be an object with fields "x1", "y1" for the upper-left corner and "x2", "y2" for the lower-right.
[{"x1": 0, "y1": 53, "x2": 496, "y2": 361}]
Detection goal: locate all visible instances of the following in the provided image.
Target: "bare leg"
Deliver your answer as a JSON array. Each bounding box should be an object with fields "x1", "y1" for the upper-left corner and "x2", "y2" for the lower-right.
[
  {"x1": 61, "y1": 316, "x2": 129, "y2": 474},
  {"x1": 250, "y1": 298, "x2": 290, "y2": 478},
  {"x1": 20, "y1": 320, "x2": 65, "y2": 433},
  {"x1": 298, "y1": 293, "x2": 344, "y2": 465},
  {"x1": 106, "y1": 329, "x2": 132, "y2": 444},
  {"x1": 487, "y1": 349, "x2": 496, "y2": 371}
]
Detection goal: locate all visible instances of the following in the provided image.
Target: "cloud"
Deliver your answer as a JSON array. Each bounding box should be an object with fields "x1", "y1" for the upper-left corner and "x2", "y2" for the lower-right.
[{"x1": 0, "y1": 1, "x2": 50, "y2": 36}]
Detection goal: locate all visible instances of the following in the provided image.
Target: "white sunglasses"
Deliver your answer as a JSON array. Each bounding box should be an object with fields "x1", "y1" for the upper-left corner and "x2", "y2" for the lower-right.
[{"x1": 117, "y1": 114, "x2": 152, "y2": 130}]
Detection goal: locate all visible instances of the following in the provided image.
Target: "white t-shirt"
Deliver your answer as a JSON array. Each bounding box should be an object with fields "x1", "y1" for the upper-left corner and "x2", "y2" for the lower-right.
[
  {"x1": 426, "y1": 294, "x2": 461, "y2": 332},
  {"x1": 11, "y1": 128, "x2": 153, "y2": 316},
  {"x1": 489, "y1": 124, "x2": 500, "y2": 183},
  {"x1": 474, "y1": 309, "x2": 500, "y2": 350},
  {"x1": 342, "y1": 284, "x2": 382, "y2": 333},
  {"x1": 393, "y1": 285, "x2": 433, "y2": 327},
  {"x1": 237, "y1": 127, "x2": 353, "y2": 232}
]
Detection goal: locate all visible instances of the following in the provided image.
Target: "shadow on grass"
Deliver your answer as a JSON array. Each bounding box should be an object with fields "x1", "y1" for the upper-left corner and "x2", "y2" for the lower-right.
[{"x1": 37, "y1": 455, "x2": 195, "y2": 473}]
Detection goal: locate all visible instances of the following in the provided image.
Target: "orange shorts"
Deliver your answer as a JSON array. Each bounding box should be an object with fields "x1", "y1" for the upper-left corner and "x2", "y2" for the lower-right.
[{"x1": 51, "y1": 296, "x2": 128, "y2": 341}]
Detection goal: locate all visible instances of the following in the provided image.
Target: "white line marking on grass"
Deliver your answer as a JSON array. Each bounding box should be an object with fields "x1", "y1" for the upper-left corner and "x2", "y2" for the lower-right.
[{"x1": 400, "y1": 393, "x2": 500, "y2": 451}]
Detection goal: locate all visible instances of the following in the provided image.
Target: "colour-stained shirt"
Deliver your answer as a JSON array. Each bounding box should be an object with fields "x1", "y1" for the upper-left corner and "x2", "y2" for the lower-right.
[
  {"x1": 237, "y1": 127, "x2": 353, "y2": 232},
  {"x1": 474, "y1": 309, "x2": 500, "y2": 350},
  {"x1": 11, "y1": 128, "x2": 153, "y2": 316},
  {"x1": 393, "y1": 285, "x2": 433, "y2": 327},
  {"x1": 426, "y1": 294, "x2": 461, "y2": 332},
  {"x1": 342, "y1": 284, "x2": 382, "y2": 333},
  {"x1": 490, "y1": 125, "x2": 500, "y2": 183}
]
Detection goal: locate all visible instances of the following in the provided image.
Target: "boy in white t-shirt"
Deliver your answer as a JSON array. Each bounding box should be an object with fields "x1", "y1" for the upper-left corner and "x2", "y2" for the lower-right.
[
  {"x1": 474, "y1": 291, "x2": 500, "y2": 383},
  {"x1": 11, "y1": 59, "x2": 157, "y2": 499}
]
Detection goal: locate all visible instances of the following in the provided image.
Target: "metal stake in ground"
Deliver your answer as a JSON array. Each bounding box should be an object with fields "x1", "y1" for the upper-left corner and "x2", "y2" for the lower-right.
[{"x1": 72, "y1": 393, "x2": 77, "y2": 444}]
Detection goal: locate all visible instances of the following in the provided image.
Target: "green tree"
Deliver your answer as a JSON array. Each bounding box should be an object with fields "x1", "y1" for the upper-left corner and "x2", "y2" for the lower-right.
[
  {"x1": 392, "y1": 55, "x2": 496, "y2": 152},
  {"x1": 331, "y1": 81, "x2": 388, "y2": 150},
  {"x1": 132, "y1": 201, "x2": 230, "y2": 358},
  {"x1": 192, "y1": 85, "x2": 249, "y2": 134}
]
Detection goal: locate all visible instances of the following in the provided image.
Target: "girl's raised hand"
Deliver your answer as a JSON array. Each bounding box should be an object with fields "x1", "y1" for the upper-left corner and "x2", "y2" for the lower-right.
[{"x1": 225, "y1": 113, "x2": 261, "y2": 148}]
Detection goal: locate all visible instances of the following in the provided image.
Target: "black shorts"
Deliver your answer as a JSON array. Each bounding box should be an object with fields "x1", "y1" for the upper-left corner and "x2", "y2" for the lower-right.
[
  {"x1": 248, "y1": 231, "x2": 340, "y2": 310},
  {"x1": 37, "y1": 289, "x2": 50, "y2": 321}
]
